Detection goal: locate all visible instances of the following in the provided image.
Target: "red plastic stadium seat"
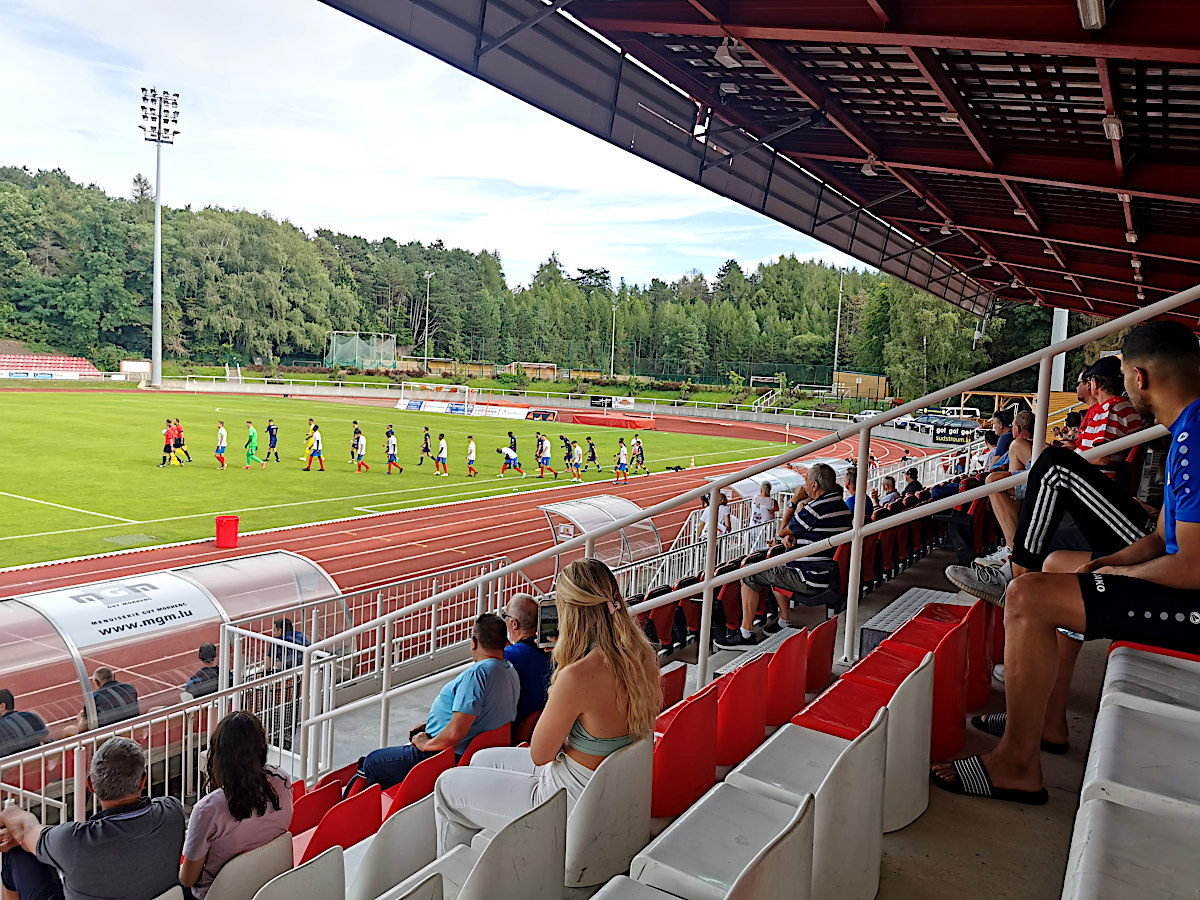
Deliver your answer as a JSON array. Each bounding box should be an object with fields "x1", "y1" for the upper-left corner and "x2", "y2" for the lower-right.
[
  {"x1": 713, "y1": 654, "x2": 768, "y2": 766},
  {"x1": 513, "y1": 709, "x2": 542, "y2": 745},
  {"x1": 295, "y1": 783, "x2": 382, "y2": 864},
  {"x1": 292, "y1": 780, "x2": 307, "y2": 803},
  {"x1": 659, "y1": 662, "x2": 687, "y2": 712},
  {"x1": 288, "y1": 782, "x2": 340, "y2": 836},
  {"x1": 673, "y1": 574, "x2": 705, "y2": 633},
  {"x1": 887, "y1": 606, "x2": 969, "y2": 761},
  {"x1": 644, "y1": 585, "x2": 679, "y2": 651},
  {"x1": 652, "y1": 682, "x2": 718, "y2": 818},
  {"x1": 792, "y1": 672, "x2": 895, "y2": 741},
  {"x1": 765, "y1": 628, "x2": 809, "y2": 727},
  {"x1": 315, "y1": 761, "x2": 360, "y2": 793},
  {"x1": 806, "y1": 615, "x2": 839, "y2": 694},
  {"x1": 458, "y1": 723, "x2": 512, "y2": 766},
  {"x1": 381, "y1": 748, "x2": 455, "y2": 820}
]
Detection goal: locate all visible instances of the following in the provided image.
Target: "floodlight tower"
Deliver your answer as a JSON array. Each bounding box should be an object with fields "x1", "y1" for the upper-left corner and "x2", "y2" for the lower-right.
[
  {"x1": 139, "y1": 88, "x2": 180, "y2": 387},
  {"x1": 423, "y1": 271, "x2": 433, "y2": 373}
]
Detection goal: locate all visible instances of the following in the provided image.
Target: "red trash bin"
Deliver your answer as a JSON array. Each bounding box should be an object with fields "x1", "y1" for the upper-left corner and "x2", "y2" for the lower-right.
[{"x1": 215, "y1": 515, "x2": 240, "y2": 549}]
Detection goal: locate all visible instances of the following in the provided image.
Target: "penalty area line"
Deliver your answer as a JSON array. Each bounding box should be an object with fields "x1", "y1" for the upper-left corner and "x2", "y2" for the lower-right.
[{"x1": 0, "y1": 491, "x2": 135, "y2": 523}]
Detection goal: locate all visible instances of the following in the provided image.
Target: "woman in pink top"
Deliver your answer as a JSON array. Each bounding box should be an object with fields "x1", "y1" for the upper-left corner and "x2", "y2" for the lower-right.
[{"x1": 180, "y1": 712, "x2": 293, "y2": 899}]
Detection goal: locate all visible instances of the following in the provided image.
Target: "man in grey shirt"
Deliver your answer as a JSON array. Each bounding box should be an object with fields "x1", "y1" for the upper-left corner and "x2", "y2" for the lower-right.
[{"x1": 0, "y1": 737, "x2": 185, "y2": 900}]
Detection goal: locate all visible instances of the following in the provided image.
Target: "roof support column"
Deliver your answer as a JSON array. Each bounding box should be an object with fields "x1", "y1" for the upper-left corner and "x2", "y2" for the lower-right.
[{"x1": 1051, "y1": 307, "x2": 1069, "y2": 391}]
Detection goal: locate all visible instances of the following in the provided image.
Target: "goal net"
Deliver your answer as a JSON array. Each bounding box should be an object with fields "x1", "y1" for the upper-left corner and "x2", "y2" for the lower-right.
[
  {"x1": 396, "y1": 382, "x2": 479, "y2": 414},
  {"x1": 325, "y1": 332, "x2": 399, "y2": 369}
]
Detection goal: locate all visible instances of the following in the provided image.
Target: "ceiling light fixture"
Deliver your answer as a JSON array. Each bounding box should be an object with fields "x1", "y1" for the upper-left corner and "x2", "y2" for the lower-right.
[
  {"x1": 714, "y1": 37, "x2": 743, "y2": 69},
  {"x1": 1130, "y1": 257, "x2": 1141, "y2": 269},
  {"x1": 983, "y1": 257, "x2": 993, "y2": 267},
  {"x1": 808, "y1": 108, "x2": 830, "y2": 130},
  {"x1": 940, "y1": 223, "x2": 952, "y2": 235},
  {"x1": 1137, "y1": 288, "x2": 1146, "y2": 301},
  {"x1": 1102, "y1": 115, "x2": 1124, "y2": 140},
  {"x1": 861, "y1": 155, "x2": 879, "y2": 177},
  {"x1": 1134, "y1": 273, "x2": 1144, "y2": 283},
  {"x1": 939, "y1": 111, "x2": 960, "y2": 124},
  {"x1": 1043, "y1": 247, "x2": 1056, "y2": 255},
  {"x1": 915, "y1": 198, "x2": 929, "y2": 212},
  {"x1": 1117, "y1": 192, "x2": 1132, "y2": 203},
  {"x1": 1013, "y1": 207, "x2": 1027, "y2": 217},
  {"x1": 1125, "y1": 230, "x2": 1139, "y2": 244}
]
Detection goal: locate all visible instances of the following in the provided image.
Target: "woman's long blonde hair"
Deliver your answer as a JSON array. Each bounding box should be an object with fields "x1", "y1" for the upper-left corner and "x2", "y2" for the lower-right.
[{"x1": 552, "y1": 558, "x2": 660, "y2": 739}]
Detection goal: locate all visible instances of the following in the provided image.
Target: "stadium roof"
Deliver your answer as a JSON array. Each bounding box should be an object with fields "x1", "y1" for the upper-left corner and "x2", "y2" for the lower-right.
[{"x1": 322, "y1": 0, "x2": 1200, "y2": 322}]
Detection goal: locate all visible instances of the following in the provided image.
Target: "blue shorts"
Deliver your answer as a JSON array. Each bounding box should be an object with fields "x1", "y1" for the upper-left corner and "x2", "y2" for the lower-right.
[
  {"x1": 540, "y1": 456, "x2": 551, "y2": 465},
  {"x1": 572, "y1": 462, "x2": 581, "y2": 470},
  {"x1": 508, "y1": 457, "x2": 520, "y2": 467},
  {"x1": 357, "y1": 454, "x2": 365, "y2": 461},
  {"x1": 437, "y1": 456, "x2": 447, "y2": 464},
  {"x1": 617, "y1": 463, "x2": 628, "y2": 472},
  {"x1": 388, "y1": 453, "x2": 397, "y2": 463},
  {"x1": 215, "y1": 445, "x2": 226, "y2": 454},
  {"x1": 269, "y1": 441, "x2": 277, "y2": 448},
  {"x1": 311, "y1": 450, "x2": 322, "y2": 458}
]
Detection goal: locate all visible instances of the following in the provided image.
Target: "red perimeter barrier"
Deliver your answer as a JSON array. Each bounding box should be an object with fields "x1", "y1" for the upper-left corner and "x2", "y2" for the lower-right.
[{"x1": 571, "y1": 412, "x2": 656, "y2": 430}]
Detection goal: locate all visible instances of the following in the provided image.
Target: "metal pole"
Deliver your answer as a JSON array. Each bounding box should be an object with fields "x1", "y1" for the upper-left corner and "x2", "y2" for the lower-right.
[
  {"x1": 842, "y1": 426, "x2": 873, "y2": 663},
  {"x1": 610, "y1": 303, "x2": 618, "y2": 377},
  {"x1": 1050, "y1": 307, "x2": 1069, "y2": 391},
  {"x1": 696, "y1": 485, "x2": 721, "y2": 685},
  {"x1": 1032, "y1": 355, "x2": 1053, "y2": 461},
  {"x1": 151, "y1": 138, "x2": 163, "y2": 387},
  {"x1": 423, "y1": 272, "x2": 432, "y2": 373},
  {"x1": 831, "y1": 269, "x2": 843, "y2": 389}
]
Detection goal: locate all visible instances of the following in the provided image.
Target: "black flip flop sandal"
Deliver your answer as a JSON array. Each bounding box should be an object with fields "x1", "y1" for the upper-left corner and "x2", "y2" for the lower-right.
[
  {"x1": 930, "y1": 755, "x2": 1049, "y2": 805},
  {"x1": 970, "y1": 712, "x2": 1069, "y2": 755}
]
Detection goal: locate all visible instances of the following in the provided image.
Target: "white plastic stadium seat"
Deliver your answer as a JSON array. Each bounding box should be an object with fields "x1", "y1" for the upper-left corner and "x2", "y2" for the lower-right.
[
  {"x1": 630, "y1": 784, "x2": 814, "y2": 900},
  {"x1": 1100, "y1": 646, "x2": 1200, "y2": 720},
  {"x1": 252, "y1": 846, "x2": 344, "y2": 900},
  {"x1": 1062, "y1": 798, "x2": 1200, "y2": 899},
  {"x1": 1081, "y1": 701, "x2": 1200, "y2": 818},
  {"x1": 378, "y1": 789, "x2": 565, "y2": 900},
  {"x1": 345, "y1": 796, "x2": 438, "y2": 900},
  {"x1": 387, "y1": 873, "x2": 443, "y2": 900},
  {"x1": 206, "y1": 832, "x2": 294, "y2": 900},
  {"x1": 725, "y1": 711, "x2": 887, "y2": 900},
  {"x1": 151, "y1": 889, "x2": 184, "y2": 900},
  {"x1": 592, "y1": 876, "x2": 675, "y2": 899},
  {"x1": 565, "y1": 737, "x2": 653, "y2": 891},
  {"x1": 880, "y1": 650, "x2": 934, "y2": 833}
]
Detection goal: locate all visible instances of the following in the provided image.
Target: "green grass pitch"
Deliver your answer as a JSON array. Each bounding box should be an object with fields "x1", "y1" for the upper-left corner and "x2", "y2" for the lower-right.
[{"x1": 0, "y1": 390, "x2": 788, "y2": 568}]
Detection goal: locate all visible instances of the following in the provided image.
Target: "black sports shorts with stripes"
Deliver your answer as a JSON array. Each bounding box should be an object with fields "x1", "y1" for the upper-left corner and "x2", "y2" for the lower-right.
[{"x1": 1079, "y1": 571, "x2": 1200, "y2": 654}]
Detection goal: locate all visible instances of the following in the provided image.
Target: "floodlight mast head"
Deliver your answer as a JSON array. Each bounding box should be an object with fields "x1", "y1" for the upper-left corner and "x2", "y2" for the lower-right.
[{"x1": 139, "y1": 87, "x2": 181, "y2": 144}]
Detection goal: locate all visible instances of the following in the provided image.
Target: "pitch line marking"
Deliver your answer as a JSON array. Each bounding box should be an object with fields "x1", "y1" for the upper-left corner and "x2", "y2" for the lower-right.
[{"x1": 0, "y1": 491, "x2": 136, "y2": 523}]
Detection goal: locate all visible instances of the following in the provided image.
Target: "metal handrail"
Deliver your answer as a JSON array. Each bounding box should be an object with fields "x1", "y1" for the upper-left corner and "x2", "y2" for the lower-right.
[{"x1": 287, "y1": 280, "x2": 1199, "y2": 776}]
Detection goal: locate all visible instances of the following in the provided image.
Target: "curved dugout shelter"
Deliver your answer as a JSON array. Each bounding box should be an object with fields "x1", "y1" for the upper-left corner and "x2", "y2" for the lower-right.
[
  {"x1": 539, "y1": 494, "x2": 662, "y2": 573},
  {"x1": 0, "y1": 551, "x2": 340, "y2": 742}
]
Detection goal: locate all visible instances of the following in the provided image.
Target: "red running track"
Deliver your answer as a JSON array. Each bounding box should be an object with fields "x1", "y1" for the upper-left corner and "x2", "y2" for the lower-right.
[{"x1": 0, "y1": 418, "x2": 930, "y2": 598}]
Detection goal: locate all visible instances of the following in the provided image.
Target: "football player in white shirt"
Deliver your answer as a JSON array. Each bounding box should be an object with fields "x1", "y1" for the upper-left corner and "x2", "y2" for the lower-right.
[
  {"x1": 496, "y1": 446, "x2": 525, "y2": 477},
  {"x1": 571, "y1": 440, "x2": 584, "y2": 483},
  {"x1": 354, "y1": 431, "x2": 370, "y2": 473},
  {"x1": 386, "y1": 426, "x2": 402, "y2": 474},
  {"x1": 466, "y1": 436, "x2": 477, "y2": 477},
  {"x1": 214, "y1": 421, "x2": 228, "y2": 470},
  {"x1": 613, "y1": 438, "x2": 630, "y2": 485},
  {"x1": 304, "y1": 425, "x2": 325, "y2": 471},
  {"x1": 436, "y1": 434, "x2": 449, "y2": 476},
  {"x1": 537, "y1": 433, "x2": 558, "y2": 479}
]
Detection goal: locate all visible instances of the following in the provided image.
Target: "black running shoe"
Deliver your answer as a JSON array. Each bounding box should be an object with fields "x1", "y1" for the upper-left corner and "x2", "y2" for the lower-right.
[{"x1": 714, "y1": 631, "x2": 758, "y2": 651}]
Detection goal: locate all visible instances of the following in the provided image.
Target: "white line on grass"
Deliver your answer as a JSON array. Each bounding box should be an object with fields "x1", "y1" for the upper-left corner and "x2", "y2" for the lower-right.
[
  {"x1": 0, "y1": 445, "x2": 780, "y2": 542},
  {"x1": 0, "y1": 491, "x2": 135, "y2": 523}
]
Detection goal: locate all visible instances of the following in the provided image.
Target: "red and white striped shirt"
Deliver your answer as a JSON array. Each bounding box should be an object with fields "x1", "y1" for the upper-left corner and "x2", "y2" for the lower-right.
[{"x1": 1076, "y1": 397, "x2": 1142, "y2": 457}]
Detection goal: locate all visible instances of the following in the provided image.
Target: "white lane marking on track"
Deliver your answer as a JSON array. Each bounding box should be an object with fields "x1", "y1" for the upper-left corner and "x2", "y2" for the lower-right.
[
  {"x1": 0, "y1": 445, "x2": 781, "y2": 542},
  {"x1": 0, "y1": 491, "x2": 136, "y2": 523}
]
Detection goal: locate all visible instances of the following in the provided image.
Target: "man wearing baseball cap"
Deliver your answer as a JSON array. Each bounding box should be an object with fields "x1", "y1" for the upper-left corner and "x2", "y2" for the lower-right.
[{"x1": 183, "y1": 643, "x2": 220, "y2": 698}]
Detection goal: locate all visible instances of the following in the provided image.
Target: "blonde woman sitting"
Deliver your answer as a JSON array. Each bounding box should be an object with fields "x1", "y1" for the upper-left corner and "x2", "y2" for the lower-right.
[{"x1": 434, "y1": 558, "x2": 660, "y2": 854}]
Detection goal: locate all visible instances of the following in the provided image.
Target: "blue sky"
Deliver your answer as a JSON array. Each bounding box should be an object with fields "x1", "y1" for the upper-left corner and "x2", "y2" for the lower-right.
[{"x1": 0, "y1": 0, "x2": 860, "y2": 287}]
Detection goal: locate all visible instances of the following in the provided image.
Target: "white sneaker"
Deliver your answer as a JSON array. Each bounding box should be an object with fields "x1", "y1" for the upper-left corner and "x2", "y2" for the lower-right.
[
  {"x1": 945, "y1": 561, "x2": 1012, "y2": 607},
  {"x1": 992, "y1": 664, "x2": 1006, "y2": 683},
  {"x1": 974, "y1": 545, "x2": 1012, "y2": 568}
]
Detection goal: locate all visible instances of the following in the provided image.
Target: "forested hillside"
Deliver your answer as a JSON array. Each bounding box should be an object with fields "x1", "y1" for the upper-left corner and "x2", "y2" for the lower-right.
[{"x1": 0, "y1": 165, "x2": 1088, "y2": 396}]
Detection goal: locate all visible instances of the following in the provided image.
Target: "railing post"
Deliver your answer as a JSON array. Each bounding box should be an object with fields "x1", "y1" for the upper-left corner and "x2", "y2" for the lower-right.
[
  {"x1": 379, "y1": 619, "x2": 395, "y2": 749},
  {"x1": 842, "y1": 426, "x2": 873, "y2": 664},
  {"x1": 375, "y1": 592, "x2": 385, "y2": 676},
  {"x1": 73, "y1": 746, "x2": 87, "y2": 821},
  {"x1": 1032, "y1": 354, "x2": 1053, "y2": 461},
  {"x1": 585, "y1": 536, "x2": 595, "y2": 558},
  {"x1": 428, "y1": 577, "x2": 439, "y2": 653},
  {"x1": 696, "y1": 485, "x2": 721, "y2": 686},
  {"x1": 231, "y1": 635, "x2": 244, "y2": 712}
]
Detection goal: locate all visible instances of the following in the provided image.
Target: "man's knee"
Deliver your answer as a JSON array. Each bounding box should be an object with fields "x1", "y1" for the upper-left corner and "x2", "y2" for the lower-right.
[
  {"x1": 984, "y1": 470, "x2": 1007, "y2": 484},
  {"x1": 1005, "y1": 573, "x2": 1059, "y2": 624}
]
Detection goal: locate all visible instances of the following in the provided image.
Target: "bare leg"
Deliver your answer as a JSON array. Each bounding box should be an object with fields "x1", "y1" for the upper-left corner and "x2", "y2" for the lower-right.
[
  {"x1": 739, "y1": 582, "x2": 760, "y2": 632},
  {"x1": 985, "y1": 471, "x2": 1020, "y2": 548},
  {"x1": 933, "y1": 571, "x2": 1087, "y2": 791}
]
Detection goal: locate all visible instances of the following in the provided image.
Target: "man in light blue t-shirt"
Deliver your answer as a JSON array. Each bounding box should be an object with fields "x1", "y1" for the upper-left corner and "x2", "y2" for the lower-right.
[{"x1": 358, "y1": 614, "x2": 519, "y2": 790}]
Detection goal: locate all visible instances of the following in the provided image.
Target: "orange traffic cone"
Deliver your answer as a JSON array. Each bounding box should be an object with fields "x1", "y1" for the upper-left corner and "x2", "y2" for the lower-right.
[{"x1": 689, "y1": 456, "x2": 696, "y2": 468}]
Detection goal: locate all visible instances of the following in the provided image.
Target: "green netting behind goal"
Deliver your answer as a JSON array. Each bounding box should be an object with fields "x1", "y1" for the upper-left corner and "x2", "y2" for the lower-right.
[{"x1": 325, "y1": 332, "x2": 399, "y2": 369}]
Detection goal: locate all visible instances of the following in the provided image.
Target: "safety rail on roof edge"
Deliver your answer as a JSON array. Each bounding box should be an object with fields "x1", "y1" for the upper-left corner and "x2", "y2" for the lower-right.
[{"x1": 284, "y1": 280, "x2": 1199, "y2": 778}]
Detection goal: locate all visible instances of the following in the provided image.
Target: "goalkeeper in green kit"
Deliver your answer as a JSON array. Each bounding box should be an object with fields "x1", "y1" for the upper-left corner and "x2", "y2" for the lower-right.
[{"x1": 244, "y1": 420, "x2": 266, "y2": 469}]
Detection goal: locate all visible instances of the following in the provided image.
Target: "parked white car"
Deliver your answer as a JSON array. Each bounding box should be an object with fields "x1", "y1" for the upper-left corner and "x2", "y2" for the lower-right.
[{"x1": 852, "y1": 409, "x2": 886, "y2": 423}]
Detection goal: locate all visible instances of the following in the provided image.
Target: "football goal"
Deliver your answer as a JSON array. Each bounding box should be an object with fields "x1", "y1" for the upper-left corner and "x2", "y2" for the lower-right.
[{"x1": 396, "y1": 382, "x2": 478, "y2": 413}]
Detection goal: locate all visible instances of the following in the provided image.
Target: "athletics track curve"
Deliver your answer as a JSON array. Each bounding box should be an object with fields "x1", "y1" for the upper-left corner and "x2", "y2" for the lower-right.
[{"x1": 0, "y1": 415, "x2": 932, "y2": 598}]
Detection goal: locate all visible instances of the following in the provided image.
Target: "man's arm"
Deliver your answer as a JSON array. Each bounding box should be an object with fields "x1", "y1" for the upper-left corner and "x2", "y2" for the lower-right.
[
  {"x1": 0, "y1": 806, "x2": 47, "y2": 855},
  {"x1": 412, "y1": 712, "x2": 475, "y2": 752},
  {"x1": 1098, "y1": 520, "x2": 1200, "y2": 589}
]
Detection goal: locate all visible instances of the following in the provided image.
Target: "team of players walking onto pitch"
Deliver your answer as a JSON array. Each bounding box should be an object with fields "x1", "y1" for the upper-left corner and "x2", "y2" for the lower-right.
[{"x1": 163, "y1": 419, "x2": 651, "y2": 484}]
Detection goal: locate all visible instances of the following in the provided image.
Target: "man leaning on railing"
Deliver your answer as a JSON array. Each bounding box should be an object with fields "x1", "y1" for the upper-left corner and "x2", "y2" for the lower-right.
[{"x1": 932, "y1": 321, "x2": 1200, "y2": 805}]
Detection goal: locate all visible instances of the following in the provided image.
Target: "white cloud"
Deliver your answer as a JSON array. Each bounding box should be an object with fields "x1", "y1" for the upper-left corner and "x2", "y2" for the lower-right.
[{"x1": 0, "y1": 0, "x2": 852, "y2": 285}]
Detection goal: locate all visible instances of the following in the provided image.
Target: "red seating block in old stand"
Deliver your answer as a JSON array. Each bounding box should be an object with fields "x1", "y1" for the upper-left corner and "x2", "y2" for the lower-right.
[
  {"x1": 765, "y1": 628, "x2": 809, "y2": 727},
  {"x1": 806, "y1": 615, "x2": 839, "y2": 694},
  {"x1": 887, "y1": 605, "x2": 969, "y2": 761},
  {"x1": 960, "y1": 600, "x2": 994, "y2": 711},
  {"x1": 652, "y1": 682, "x2": 718, "y2": 818},
  {"x1": 659, "y1": 663, "x2": 687, "y2": 712},
  {"x1": 713, "y1": 654, "x2": 769, "y2": 766},
  {"x1": 458, "y1": 723, "x2": 512, "y2": 766},
  {"x1": 381, "y1": 748, "x2": 455, "y2": 820}
]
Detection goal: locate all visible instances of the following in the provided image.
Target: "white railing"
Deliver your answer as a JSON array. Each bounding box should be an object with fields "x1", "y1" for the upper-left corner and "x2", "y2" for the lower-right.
[
  {"x1": 614, "y1": 520, "x2": 776, "y2": 597},
  {"x1": 751, "y1": 388, "x2": 779, "y2": 411},
  {"x1": 279, "y1": 279, "x2": 1198, "y2": 776}
]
